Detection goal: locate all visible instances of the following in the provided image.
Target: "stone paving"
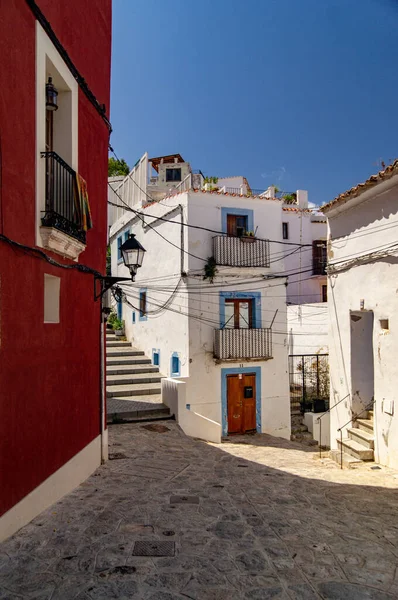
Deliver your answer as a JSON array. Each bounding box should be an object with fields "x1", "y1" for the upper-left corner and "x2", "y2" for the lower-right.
[
  {"x1": 2, "y1": 423, "x2": 398, "y2": 599},
  {"x1": 107, "y1": 397, "x2": 169, "y2": 423}
]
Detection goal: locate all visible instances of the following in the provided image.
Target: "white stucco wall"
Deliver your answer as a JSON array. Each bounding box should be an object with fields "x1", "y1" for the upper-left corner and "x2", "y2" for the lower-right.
[
  {"x1": 186, "y1": 190, "x2": 286, "y2": 274},
  {"x1": 185, "y1": 276, "x2": 291, "y2": 440},
  {"x1": 282, "y1": 210, "x2": 327, "y2": 304},
  {"x1": 110, "y1": 194, "x2": 190, "y2": 379},
  {"x1": 326, "y1": 179, "x2": 398, "y2": 468},
  {"x1": 109, "y1": 189, "x2": 311, "y2": 442},
  {"x1": 287, "y1": 303, "x2": 328, "y2": 355}
]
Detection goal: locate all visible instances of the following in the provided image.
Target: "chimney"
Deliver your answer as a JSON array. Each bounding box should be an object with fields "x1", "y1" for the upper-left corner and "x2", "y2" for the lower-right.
[
  {"x1": 297, "y1": 190, "x2": 308, "y2": 209},
  {"x1": 263, "y1": 186, "x2": 275, "y2": 199}
]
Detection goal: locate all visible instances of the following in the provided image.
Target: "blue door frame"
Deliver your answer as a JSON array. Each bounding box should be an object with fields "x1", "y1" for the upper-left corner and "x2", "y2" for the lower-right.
[
  {"x1": 117, "y1": 299, "x2": 122, "y2": 320},
  {"x1": 221, "y1": 367, "x2": 262, "y2": 437}
]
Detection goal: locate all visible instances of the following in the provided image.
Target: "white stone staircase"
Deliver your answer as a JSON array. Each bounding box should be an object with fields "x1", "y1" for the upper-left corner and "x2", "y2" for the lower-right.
[
  {"x1": 106, "y1": 332, "x2": 170, "y2": 423},
  {"x1": 332, "y1": 410, "x2": 375, "y2": 468}
]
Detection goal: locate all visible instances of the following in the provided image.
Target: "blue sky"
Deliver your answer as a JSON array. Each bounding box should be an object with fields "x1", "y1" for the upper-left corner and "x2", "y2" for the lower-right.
[{"x1": 110, "y1": 0, "x2": 398, "y2": 206}]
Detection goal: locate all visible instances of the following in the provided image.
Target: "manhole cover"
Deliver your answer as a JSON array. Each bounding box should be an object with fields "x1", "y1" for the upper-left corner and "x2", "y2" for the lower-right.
[
  {"x1": 170, "y1": 495, "x2": 200, "y2": 505},
  {"x1": 109, "y1": 453, "x2": 127, "y2": 460},
  {"x1": 132, "y1": 541, "x2": 175, "y2": 557},
  {"x1": 141, "y1": 424, "x2": 170, "y2": 433}
]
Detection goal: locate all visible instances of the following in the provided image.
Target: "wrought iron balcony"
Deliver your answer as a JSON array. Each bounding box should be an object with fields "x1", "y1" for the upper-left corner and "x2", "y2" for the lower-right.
[
  {"x1": 214, "y1": 328, "x2": 272, "y2": 360},
  {"x1": 213, "y1": 236, "x2": 270, "y2": 267},
  {"x1": 41, "y1": 151, "x2": 86, "y2": 244}
]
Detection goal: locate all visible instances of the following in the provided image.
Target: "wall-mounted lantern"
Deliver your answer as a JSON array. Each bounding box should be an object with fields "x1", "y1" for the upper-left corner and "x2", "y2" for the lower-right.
[{"x1": 46, "y1": 77, "x2": 58, "y2": 111}]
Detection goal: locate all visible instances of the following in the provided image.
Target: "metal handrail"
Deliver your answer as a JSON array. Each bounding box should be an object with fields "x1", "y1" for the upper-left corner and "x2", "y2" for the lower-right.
[
  {"x1": 317, "y1": 393, "x2": 350, "y2": 458},
  {"x1": 337, "y1": 400, "x2": 374, "y2": 469}
]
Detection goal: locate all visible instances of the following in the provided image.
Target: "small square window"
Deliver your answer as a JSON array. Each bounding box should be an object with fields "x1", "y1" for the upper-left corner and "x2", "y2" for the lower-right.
[
  {"x1": 282, "y1": 222, "x2": 289, "y2": 240},
  {"x1": 171, "y1": 354, "x2": 180, "y2": 375},
  {"x1": 166, "y1": 168, "x2": 181, "y2": 182},
  {"x1": 153, "y1": 352, "x2": 160, "y2": 366},
  {"x1": 44, "y1": 274, "x2": 60, "y2": 323},
  {"x1": 139, "y1": 290, "x2": 147, "y2": 320},
  {"x1": 380, "y1": 319, "x2": 389, "y2": 331}
]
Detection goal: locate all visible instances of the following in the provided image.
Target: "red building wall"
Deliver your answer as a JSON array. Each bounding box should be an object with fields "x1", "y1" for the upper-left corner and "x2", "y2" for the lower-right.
[{"x1": 0, "y1": 0, "x2": 111, "y2": 516}]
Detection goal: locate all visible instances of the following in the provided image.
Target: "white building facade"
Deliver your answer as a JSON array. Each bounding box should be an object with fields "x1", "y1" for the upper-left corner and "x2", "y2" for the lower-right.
[
  {"x1": 109, "y1": 153, "x2": 327, "y2": 443},
  {"x1": 323, "y1": 160, "x2": 398, "y2": 468}
]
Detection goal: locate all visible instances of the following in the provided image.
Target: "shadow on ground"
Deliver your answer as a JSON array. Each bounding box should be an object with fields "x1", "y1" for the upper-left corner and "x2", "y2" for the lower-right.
[{"x1": 1, "y1": 422, "x2": 398, "y2": 600}]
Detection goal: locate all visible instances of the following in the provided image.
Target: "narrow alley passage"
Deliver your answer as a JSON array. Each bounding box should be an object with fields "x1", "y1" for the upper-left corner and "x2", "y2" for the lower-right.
[{"x1": 1, "y1": 423, "x2": 398, "y2": 600}]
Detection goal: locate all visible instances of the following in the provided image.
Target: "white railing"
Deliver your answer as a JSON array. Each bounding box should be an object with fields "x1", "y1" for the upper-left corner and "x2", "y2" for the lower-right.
[
  {"x1": 213, "y1": 236, "x2": 270, "y2": 267},
  {"x1": 214, "y1": 328, "x2": 272, "y2": 360}
]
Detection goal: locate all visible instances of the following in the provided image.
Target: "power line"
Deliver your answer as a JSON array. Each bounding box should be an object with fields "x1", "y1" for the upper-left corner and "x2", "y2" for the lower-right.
[
  {"x1": 119, "y1": 287, "x2": 327, "y2": 347},
  {"x1": 108, "y1": 194, "x2": 312, "y2": 248}
]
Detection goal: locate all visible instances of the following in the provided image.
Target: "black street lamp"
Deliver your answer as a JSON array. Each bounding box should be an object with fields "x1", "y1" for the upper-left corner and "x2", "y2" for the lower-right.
[
  {"x1": 94, "y1": 234, "x2": 146, "y2": 300},
  {"x1": 120, "y1": 234, "x2": 146, "y2": 279}
]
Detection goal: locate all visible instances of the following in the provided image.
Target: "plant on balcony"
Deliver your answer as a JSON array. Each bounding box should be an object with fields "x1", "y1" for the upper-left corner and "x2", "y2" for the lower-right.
[
  {"x1": 203, "y1": 256, "x2": 218, "y2": 283},
  {"x1": 282, "y1": 193, "x2": 297, "y2": 204},
  {"x1": 241, "y1": 230, "x2": 256, "y2": 242},
  {"x1": 203, "y1": 176, "x2": 219, "y2": 192}
]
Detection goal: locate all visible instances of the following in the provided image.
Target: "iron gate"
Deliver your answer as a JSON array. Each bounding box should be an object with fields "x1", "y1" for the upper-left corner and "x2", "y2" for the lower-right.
[{"x1": 289, "y1": 354, "x2": 329, "y2": 413}]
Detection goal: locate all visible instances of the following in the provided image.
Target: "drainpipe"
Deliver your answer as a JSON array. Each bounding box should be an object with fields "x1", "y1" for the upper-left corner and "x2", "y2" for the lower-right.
[{"x1": 99, "y1": 294, "x2": 107, "y2": 463}]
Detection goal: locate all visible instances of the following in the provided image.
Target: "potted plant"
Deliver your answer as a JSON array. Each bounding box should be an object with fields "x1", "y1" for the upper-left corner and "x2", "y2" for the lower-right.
[
  {"x1": 203, "y1": 176, "x2": 219, "y2": 192},
  {"x1": 106, "y1": 309, "x2": 117, "y2": 330},
  {"x1": 112, "y1": 318, "x2": 124, "y2": 337},
  {"x1": 241, "y1": 231, "x2": 256, "y2": 243}
]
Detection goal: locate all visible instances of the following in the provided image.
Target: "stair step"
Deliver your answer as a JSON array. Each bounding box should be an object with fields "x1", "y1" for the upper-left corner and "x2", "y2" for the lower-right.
[
  {"x1": 107, "y1": 373, "x2": 163, "y2": 386},
  {"x1": 106, "y1": 364, "x2": 160, "y2": 376},
  {"x1": 109, "y1": 394, "x2": 163, "y2": 404},
  {"x1": 367, "y1": 410, "x2": 374, "y2": 421},
  {"x1": 106, "y1": 383, "x2": 162, "y2": 397},
  {"x1": 356, "y1": 418, "x2": 374, "y2": 434},
  {"x1": 329, "y1": 450, "x2": 363, "y2": 469},
  {"x1": 106, "y1": 341, "x2": 132, "y2": 348},
  {"x1": 348, "y1": 427, "x2": 374, "y2": 449},
  {"x1": 106, "y1": 356, "x2": 152, "y2": 366},
  {"x1": 106, "y1": 349, "x2": 145, "y2": 357},
  {"x1": 337, "y1": 438, "x2": 374, "y2": 461}
]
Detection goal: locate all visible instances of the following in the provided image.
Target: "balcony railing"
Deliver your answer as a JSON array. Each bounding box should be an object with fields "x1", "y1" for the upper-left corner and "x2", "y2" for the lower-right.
[
  {"x1": 41, "y1": 151, "x2": 86, "y2": 244},
  {"x1": 213, "y1": 235, "x2": 270, "y2": 267},
  {"x1": 214, "y1": 328, "x2": 272, "y2": 360}
]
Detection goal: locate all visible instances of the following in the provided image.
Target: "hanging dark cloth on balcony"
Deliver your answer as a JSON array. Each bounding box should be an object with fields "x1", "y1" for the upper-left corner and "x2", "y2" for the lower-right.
[{"x1": 74, "y1": 173, "x2": 93, "y2": 231}]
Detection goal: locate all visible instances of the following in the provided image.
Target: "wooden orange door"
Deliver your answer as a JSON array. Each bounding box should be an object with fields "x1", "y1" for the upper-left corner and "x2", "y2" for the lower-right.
[
  {"x1": 242, "y1": 374, "x2": 256, "y2": 432},
  {"x1": 227, "y1": 374, "x2": 256, "y2": 434},
  {"x1": 227, "y1": 375, "x2": 243, "y2": 434}
]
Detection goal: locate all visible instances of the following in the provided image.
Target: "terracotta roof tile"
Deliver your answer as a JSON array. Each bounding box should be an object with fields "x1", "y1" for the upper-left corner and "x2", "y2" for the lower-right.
[
  {"x1": 322, "y1": 159, "x2": 398, "y2": 212},
  {"x1": 140, "y1": 188, "x2": 281, "y2": 208}
]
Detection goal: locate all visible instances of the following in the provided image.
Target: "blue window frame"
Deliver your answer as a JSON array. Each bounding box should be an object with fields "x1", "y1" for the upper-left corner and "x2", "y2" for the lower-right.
[
  {"x1": 117, "y1": 236, "x2": 123, "y2": 262},
  {"x1": 221, "y1": 207, "x2": 254, "y2": 235},
  {"x1": 219, "y1": 291, "x2": 261, "y2": 329},
  {"x1": 117, "y1": 231, "x2": 129, "y2": 263},
  {"x1": 152, "y1": 349, "x2": 160, "y2": 366},
  {"x1": 171, "y1": 352, "x2": 180, "y2": 376},
  {"x1": 132, "y1": 312, "x2": 136, "y2": 324},
  {"x1": 139, "y1": 288, "x2": 148, "y2": 321},
  {"x1": 117, "y1": 299, "x2": 122, "y2": 320}
]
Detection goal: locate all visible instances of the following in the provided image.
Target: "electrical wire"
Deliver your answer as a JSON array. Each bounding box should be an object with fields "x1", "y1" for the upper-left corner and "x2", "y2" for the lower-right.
[
  {"x1": 119, "y1": 287, "x2": 328, "y2": 348},
  {"x1": 0, "y1": 233, "x2": 101, "y2": 276}
]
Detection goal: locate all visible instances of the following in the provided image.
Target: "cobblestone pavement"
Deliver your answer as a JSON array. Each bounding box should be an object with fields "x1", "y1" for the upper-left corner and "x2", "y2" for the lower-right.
[{"x1": 2, "y1": 423, "x2": 398, "y2": 600}]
